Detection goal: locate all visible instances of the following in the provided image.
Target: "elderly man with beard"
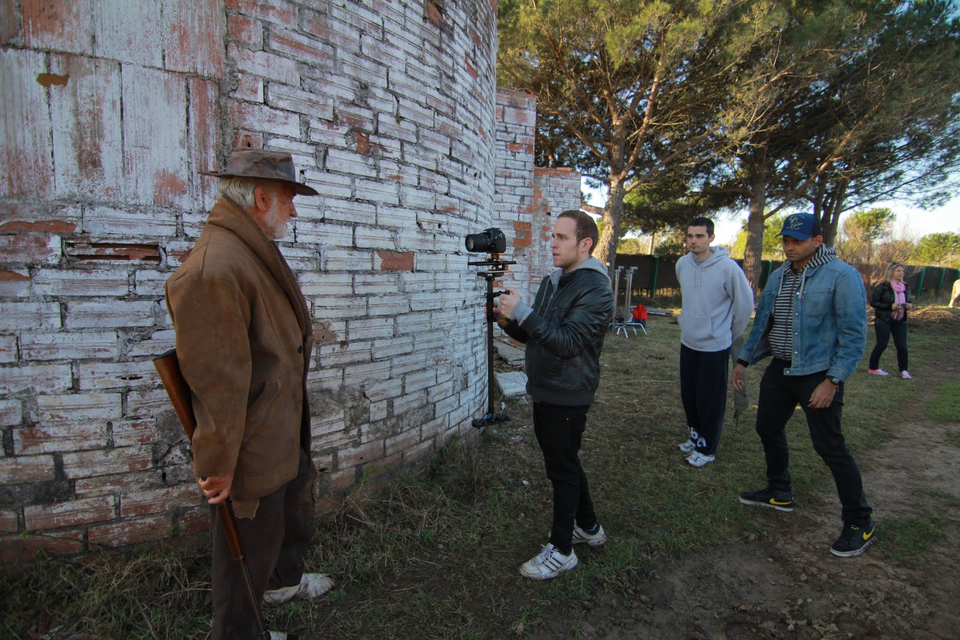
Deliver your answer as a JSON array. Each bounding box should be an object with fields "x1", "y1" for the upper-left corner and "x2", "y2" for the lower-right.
[{"x1": 165, "y1": 149, "x2": 332, "y2": 640}]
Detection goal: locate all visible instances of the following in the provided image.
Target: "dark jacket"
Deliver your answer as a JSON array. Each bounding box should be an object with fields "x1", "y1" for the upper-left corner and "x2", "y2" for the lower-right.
[
  {"x1": 869, "y1": 281, "x2": 912, "y2": 321},
  {"x1": 502, "y1": 257, "x2": 613, "y2": 405},
  {"x1": 165, "y1": 197, "x2": 313, "y2": 501}
]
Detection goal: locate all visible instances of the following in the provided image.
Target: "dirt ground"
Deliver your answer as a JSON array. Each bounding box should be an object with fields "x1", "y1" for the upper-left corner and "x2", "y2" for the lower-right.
[{"x1": 534, "y1": 316, "x2": 960, "y2": 640}]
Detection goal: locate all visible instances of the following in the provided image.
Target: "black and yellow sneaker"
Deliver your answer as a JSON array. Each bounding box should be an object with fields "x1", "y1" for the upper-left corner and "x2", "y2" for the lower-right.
[
  {"x1": 830, "y1": 520, "x2": 876, "y2": 557},
  {"x1": 739, "y1": 487, "x2": 794, "y2": 512}
]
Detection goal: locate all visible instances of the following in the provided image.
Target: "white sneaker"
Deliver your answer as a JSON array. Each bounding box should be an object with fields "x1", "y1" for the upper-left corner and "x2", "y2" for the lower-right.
[
  {"x1": 678, "y1": 440, "x2": 696, "y2": 454},
  {"x1": 867, "y1": 368, "x2": 889, "y2": 376},
  {"x1": 519, "y1": 544, "x2": 578, "y2": 580},
  {"x1": 686, "y1": 451, "x2": 716, "y2": 467},
  {"x1": 572, "y1": 523, "x2": 607, "y2": 547},
  {"x1": 900, "y1": 371, "x2": 912, "y2": 379},
  {"x1": 263, "y1": 573, "x2": 334, "y2": 605}
]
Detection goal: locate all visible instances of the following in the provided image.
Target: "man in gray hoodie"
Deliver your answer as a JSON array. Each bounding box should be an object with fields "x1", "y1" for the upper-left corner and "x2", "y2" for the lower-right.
[
  {"x1": 495, "y1": 210, "x2": 614, "y2": 580},
  {"x1": 676, "y1": 217, "x2": 754, "y2": 467}
]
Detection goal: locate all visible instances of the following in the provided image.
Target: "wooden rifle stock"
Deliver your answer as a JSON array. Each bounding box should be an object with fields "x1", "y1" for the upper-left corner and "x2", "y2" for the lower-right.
[{"x1": 152, "y1": 349, "x2": 269, "y2": 638}]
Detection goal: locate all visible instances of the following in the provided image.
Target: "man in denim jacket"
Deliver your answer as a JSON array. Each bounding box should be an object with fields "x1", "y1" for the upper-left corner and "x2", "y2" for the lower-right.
[{"x1": 732, "y1": 213, "x2": 875, "y2": 558}]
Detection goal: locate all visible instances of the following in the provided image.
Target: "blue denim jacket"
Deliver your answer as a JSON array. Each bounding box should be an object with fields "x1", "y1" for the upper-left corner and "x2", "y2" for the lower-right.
[{"x1": 738, "y1": 256, "x2": 867, "y2": 381}]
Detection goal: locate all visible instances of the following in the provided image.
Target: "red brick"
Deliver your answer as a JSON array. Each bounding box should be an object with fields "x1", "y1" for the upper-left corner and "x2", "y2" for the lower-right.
[
  {"x1": 0, "y1": 220, "x2": 77, "y2": 233},
  {"x1": 61, "y1": 445, "x2": 153, "y2": 480},
  {"x1": 514, "y1": 237, "x2": 532, "y2": 248},
  {"x1": 0, "y1": 508, "x2": 19, "y2": 533},
  {"x1": 465, "y1": 55, "x2": 479, "y2": 80},
  {"x1": 163, "y1": 0, "x2": 225, "y2": 76},
  {"x1": 426, "y1": 0, "x2": 443, "y2": 24},
  {"x1": 22, "y1": 0, "x2": 92, "y2": 54},
  {"x1": 24, "y1": 496, "x2": 115, "y2": 530},
  {"x1": 0, "y1": 0, "x2": 15, "y2": 44},
  {"x1": 120, "y1": 484, "x2": 201, "y2": 518},
  {"x1": 64, "y1": 240, "x2": 161, "y2": 263},
  {"x1": 177, "y1": 507, "x2": 210, "y2": 535},
  {"x1": 88, "y1": 514, "x2": 171, "y2": 548},
  {"x1": 0, "y1": 530, "x2": 85, "y2": 563},
  {"x1": 0, "y1": 235, "x2": 61, "y2": 265},
  {"x1": 377, "y1": 250, "x2": 414, "y2": 271}
]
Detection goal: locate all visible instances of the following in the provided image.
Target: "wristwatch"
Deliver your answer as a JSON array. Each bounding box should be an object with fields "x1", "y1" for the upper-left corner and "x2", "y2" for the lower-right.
[{"x1": 827, "y1": 376, "x2": 842, "y2": 386}]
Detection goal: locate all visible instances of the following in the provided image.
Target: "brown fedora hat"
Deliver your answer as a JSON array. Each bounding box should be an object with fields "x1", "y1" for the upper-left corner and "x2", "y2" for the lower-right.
[{"x1": 199, "y1": 149, "x2": 319, "y2": 196}]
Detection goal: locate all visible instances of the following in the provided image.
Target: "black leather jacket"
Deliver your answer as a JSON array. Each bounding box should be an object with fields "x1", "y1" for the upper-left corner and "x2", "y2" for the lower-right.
[
  {"x1": 869, "y1": 281, "x2": 912, "y2": 321},
  {"x1": 502, "y1": 258, "x2": 614, "y2": 406}
]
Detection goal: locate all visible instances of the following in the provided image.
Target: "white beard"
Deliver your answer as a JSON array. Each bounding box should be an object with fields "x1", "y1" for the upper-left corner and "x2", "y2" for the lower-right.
[{"x1": 263, "y1": 203, "x2": 290, "y2": 239}]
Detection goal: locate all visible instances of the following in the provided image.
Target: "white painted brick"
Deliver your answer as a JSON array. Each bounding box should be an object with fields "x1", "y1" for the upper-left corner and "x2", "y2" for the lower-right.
[
  {"x1": 112, "y1": 419, "x2": 156, "y2": 447},
  {"x1": 121, "y1": 65, "x2": 190, "y2": 207},
  {"x1": 78, "y1": 360, "x2": 157, "y2": 390},
  {"x1": 62, "y1": 445, "x2": 153, "y2": 479},
  {"x1": 0, "y1": 365, "x2": 72, "y2": 394},
  {"x1": 372, "y1": 335, "x2": 414, "y2": 358},
  {"x1": 347, "y1": 317, "x2": 395, "y2": 342},
  {"x1": 370, "y1": 399, "x2": 388, "y2": 421},
  {"x1": 0, "y1": 399, "x2": 23, "y2": 426},
  {"x1": 1, "y1": 50, "x2": 55, "y2": 200},
  {"x1": 33, "y1": 268, "x2": 128, "y2": 297},
  {"x1": 229, "y1": 44, "x2": 300, "y2": 86},
  {"x1": 391, "y1": 352, "x2": 427, "y2": 376},
  {"x1": 14, "y1": 422, "x2": 108, "y2": 454},
  {"x1": 399, "y1": 186, "x2": 437, "y2": 210},
  {"x1": 355, "y1": 179, "x2": 400, "y2": 206},
  {"x1": 322, "y1": 200, "x2": 378, "y2": 226},
  {"x1": 354, "y1": 226, "x2": 396, "y2": 250},
  {"x1": 296, "y1": 221, "x2": 353, "y2": 247},
  {"x1": 318, "y1": 340, "x2": 372, "y2": 366},
  {"x1": 298, "y1": 272, "x2": 352, "y2": 297},
  {"x1": 405, "y1": 369, "x2": 437, "y2": 394},
  {"x1": 322, "y1": 248, "x2": 374, "y2": 272},
  {"x1": 312, "y1": 296, "x2": 366, "y2": 321},
  {"x1": 82, "y1": 206, "x2": 177, "y2": 238},
  {"x1": 0, "y1": 335, "x2": 15, "y2": 364},
  {"x1": 277, "y1": 244, "x2": 320, "y2": 272},
  {"x1": 366, "y1": 295, "x2": 411, "y2": 317},
  {"x1": 36, "y1": 393, "x2": 122, "y2": 422},
  {"x1": 47, "y1": 54, "x2": 123, "y2": 199},
  {"x1": 124, "y1": 387, "x2": 172, "y2": 418},
  {"x1": 20, "y1": 332, "x2": 118, "y2": 361},
  {"x1": 127, "y1": 329, "x2": 176, "y2": 357},
  {"x1": 302, "y1": 171, "x2": 352, "y2": 199},
  {"x1": 66, "y1": 301, "x2": 157, "y2": 328},
  {"x1": 268, "y1": 28, "x2": 335, "y2": 68},
  {"x1": 395, "y1": 312, "x2": 434, "y2": 335},
  {"x1": 393, "y1": 390, "x2": 429, "y2": 416},
  {"x1": 230, "y1": 101, "x2": 301, "y2": 139},
  {"x1": 343, "y1": 360, "x2": 392, "y2": 386},
  {"x1": 325, "y1": 148, "x2": 377, "y2": 179},
  {"x1": 134, "y1": 270, "x2": 168, "y2": 296},
  {"x1": 233, "y1": 73, "x2": 264, "y2": 102}
]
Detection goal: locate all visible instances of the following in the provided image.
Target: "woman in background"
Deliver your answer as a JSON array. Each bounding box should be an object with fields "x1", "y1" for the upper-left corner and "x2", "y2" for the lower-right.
[{"x1": 868, "y1": 262, "x2": 913, "y2": 379}]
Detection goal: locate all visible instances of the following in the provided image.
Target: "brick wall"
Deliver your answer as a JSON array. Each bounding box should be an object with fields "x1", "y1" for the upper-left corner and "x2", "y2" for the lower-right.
[{"x1": 0, "y1": 0, "x2": 507, "y2": 560}]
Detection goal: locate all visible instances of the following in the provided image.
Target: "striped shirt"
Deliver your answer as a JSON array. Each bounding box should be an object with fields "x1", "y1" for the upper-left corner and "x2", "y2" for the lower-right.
[{"x1": 769, "y1": 245, "x2": 835, "y2": 361}]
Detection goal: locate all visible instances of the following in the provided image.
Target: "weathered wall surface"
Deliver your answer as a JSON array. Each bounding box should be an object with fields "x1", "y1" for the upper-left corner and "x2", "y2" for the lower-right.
[{"x1": 0, "y1": 0, "x2": 508, "y2": 561}]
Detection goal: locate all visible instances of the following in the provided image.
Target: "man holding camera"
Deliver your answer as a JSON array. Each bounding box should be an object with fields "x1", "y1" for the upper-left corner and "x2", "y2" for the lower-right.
[
  {"x1": 495, "y1": 210, "x2": 614, "y2": 580},
  {"x1": 733, "y1": 213, "x2": 875, "y2": 558}
]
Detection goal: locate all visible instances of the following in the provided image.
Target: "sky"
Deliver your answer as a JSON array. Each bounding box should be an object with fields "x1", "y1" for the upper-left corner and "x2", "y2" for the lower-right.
[{"x1": 580, "y1": 177, "x2": 960, "y2": 246}]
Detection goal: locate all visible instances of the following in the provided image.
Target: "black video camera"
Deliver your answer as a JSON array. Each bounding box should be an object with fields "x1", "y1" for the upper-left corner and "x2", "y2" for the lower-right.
[{"x1": 465, "y1": 227, "x2": 506, "y2": 254}]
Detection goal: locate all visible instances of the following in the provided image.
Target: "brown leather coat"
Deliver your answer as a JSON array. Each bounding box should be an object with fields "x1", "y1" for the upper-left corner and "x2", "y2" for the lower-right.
[{"x1": 165, "y1": 197, "x2": 313, "y2": 501}]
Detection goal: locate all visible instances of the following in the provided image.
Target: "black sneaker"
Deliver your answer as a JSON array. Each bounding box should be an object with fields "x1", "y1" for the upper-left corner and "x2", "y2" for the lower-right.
[
  {"x1": 739, "y1": 487, "x2": 794, "y2": 512},
  {"x1": 830, "y1": 521, "x2": 876, "y2": 558}
]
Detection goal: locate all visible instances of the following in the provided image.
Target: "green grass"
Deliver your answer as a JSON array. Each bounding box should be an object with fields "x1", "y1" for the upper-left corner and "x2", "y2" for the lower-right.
[
  {"x1": 928, "y1": 378, "x2": 960, "y2": 424},
  {"x1": 878, "y1": 516, "x2": 947, "y2": 567},
  {"x1": 2, "y1": 311, "x2": 957, "y2": 639}
]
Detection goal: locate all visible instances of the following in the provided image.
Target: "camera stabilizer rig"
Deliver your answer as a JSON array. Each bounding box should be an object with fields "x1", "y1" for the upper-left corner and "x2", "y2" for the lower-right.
[{"x1": 465, "y1": 228, "x2": 516, "y2": 428}]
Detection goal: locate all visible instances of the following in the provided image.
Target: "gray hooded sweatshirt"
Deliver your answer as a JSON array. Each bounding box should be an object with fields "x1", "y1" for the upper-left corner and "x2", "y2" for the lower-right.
[{"x1": 676, "y1": 246, "x2": 754, "y2": 352}]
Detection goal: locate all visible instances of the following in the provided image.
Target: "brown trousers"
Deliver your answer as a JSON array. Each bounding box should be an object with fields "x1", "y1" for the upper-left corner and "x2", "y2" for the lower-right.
[{"x1": 211, "y1": 450, "x2": 316, "y2": 640}]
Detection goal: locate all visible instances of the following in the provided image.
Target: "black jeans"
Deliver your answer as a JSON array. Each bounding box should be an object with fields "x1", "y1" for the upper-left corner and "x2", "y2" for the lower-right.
[
  {"x1": 211, "y1": 449, "x2": 316, "y2": 640},
  {"x1": 755, "y1": 360, "x2": 872, "y2": 526},
  {"x1": 869, "y1": 317, "x2": 908, "y2": 373},
  {"x1": 679, "y1": 344, "x2": 730, "y2": 456},
  {"x1": 533, "y1": 402, "x2": 597, "y2": 555}
]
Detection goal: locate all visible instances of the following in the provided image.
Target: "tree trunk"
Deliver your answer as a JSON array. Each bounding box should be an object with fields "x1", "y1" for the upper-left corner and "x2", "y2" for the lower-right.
[
  {"x1": 596, "y1": 175, "x2": 626, "y2": 277},
  {"x1": 742, "y1": 166, "x2": 768, "y2": 291}
]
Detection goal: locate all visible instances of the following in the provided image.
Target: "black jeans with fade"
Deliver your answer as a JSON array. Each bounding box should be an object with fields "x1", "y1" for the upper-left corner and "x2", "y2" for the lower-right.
[
  {"x1": 211, "y1": 449, "x2": 316, "y2": 640},
  {"x1": 533, "y1": 401, "x2": 598, "y2": 555},
  {"x1": 868, "y1": 317, "x2": 908, "y2": 373},
  {"x1": 755, "y1": 359, "x2": 872, "y2": 526}
]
